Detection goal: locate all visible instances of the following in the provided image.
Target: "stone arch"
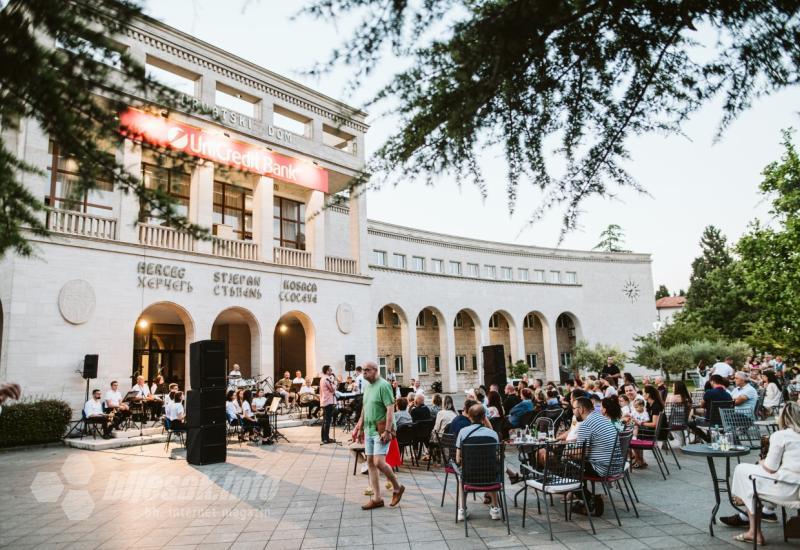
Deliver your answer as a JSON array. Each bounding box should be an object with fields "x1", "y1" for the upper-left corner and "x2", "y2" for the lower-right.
[
  {"x1": 376, "y1": 303, "x2": 410, "y2": 382},
  {"x1": 522, "y1": 310, "x2": 550, "y2": 375},
  {"x1": 414, "y1": 305, "x2": 447, "y2": 388},
  {"x1": 555, "y1": 312, "x2": 581, "y2": 371},
  {"x1": 274, "y1": 310, "x2": 316, "y2": 380},
  {"x1": 453, "y1": 308, "x2": 482, "y2": 390},
  {"x1": 133, "y1": 301, "x2": 196, "y2": 389},
  {"x1": 211, "y1": 306, "x2": 261, "y2": 378}
]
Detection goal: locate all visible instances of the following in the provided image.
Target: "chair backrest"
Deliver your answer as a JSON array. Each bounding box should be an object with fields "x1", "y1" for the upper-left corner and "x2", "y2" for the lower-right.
[
  {"x1": 539, "y1": 441, "x2": 587, "y2": 486},
  {"x1": 532, "y1": 416, "x2": 554, "y2": 434},
  {"x1": 666, "y1": 402, "x2": 688, "y2": 428},
  {"x1": 519, "y1": 410, "x2": 536, "y2": 429},
  {"x1": 412, "y1": 419, "x2": 435, "y2": 442},
  {"x1": 708, "y1": 399, "x2": 734, "y2": 426},
  {"x1": 720, "y1": 408, "x2": 760, "y2": 448},
  {"x1": 607, "y1": 430, "x2": 632, "y2": 478},
  {"x1": 460, "y1": 440, "x2": 503, "y2": 486},
  {"x1": 637, "y1": 407, "x2": 667, "y2": 441},
  {"x1": 396, "y1": 424, "x2": 415, "y2": 445},
  {"x1": 489, "y1": 416, "x2": 503, "y2": 435},
  {"x1": 438, "y1": 432, "x2": 458, "y2": 466},
  {"x1": 754, "y1": 390, "x2": 766, "y2": 418}
]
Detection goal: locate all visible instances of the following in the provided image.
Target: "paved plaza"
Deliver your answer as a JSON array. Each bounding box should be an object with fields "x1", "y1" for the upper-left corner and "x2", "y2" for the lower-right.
[{"x1": 0, "y1": 426, "x2": 794, "y2": 550}]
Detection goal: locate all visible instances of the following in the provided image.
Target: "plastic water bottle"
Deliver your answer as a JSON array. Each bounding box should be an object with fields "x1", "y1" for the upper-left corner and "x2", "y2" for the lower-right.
[{"x1": 710, "y1": 426, "x2": 719, "y2": 449}]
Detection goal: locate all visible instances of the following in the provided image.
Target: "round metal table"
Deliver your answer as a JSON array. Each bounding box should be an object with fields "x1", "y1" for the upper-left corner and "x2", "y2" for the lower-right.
[{"x1": 682, "y1": 443, "x2": 751, "y2": 536}]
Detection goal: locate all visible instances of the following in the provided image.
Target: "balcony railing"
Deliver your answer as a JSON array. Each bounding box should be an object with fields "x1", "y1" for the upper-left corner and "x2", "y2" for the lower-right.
[
  {"x1": 137, "y1": 223, "x2": 194, "y2": 252},
  {"x1": 46, "y1": 208, "x2": 117, "y2": 240},
  {"x1": 212, "y1": 236, "x2": 258, "y2": 261},
  {"x1": 273, "y1": 246, "x2": 311, "y2": 269},
  {"x1": 325, "y1": 255, "x2": 357, "y2": 275}
]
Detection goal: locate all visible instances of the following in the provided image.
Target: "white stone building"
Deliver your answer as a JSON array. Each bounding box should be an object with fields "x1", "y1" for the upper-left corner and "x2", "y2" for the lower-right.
[{"x1": 0, "y1": 16, "x2": 656, "y2": 412}]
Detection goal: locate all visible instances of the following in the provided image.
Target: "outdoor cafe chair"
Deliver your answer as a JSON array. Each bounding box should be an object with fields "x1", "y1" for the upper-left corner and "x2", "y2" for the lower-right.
[
  {"x1": 452, "y1": 439, "x2": 510, "y2": 536},
  {"x1": 630, "y1": 410, "x2": 670, "y2": 480},
  {"x1": 437, "y1": 432, "x2": 459, "y2": 507},
  {"x1": 520, "y1": 440, "x2": 594, "y2": 540},
  {"x1": 584, "y1": 429, "x2": 639, "y2": 525}
]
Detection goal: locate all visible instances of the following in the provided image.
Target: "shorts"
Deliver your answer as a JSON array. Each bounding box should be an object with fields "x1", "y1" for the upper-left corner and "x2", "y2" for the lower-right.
[{"x1": 365, "y1": 433, "x2": 390, "y2": 456}]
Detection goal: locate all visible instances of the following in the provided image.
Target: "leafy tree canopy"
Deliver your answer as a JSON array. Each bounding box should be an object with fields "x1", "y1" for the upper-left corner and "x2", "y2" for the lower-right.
[
  {"x1": 303, "y1": 0, "x2": 800, "y2": 238},
  {"x1": 0, "y1": 0, "x2": 206, "y2": 257},
  {"x1": 655, "y1": 284, "x2": 670, "y2": 300}
]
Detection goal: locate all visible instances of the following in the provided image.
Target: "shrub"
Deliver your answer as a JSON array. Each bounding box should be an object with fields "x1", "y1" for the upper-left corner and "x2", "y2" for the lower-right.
[
  {"x1": 509, "y1": 360, "x2": 529, "y2": 379},
  {"x1": 0, "y1": 399, "x2": 72, "y2": 448},
  {"x1": 574, "y1": 341, "x2": 628, "y2": 374},
  {"x1": 430, "y1": 380, "x2": 443, "y2": 394}
]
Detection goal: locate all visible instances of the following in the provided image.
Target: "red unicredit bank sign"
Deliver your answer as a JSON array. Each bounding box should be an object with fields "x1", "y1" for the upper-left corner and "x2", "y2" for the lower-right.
[{"x1": 120, "y1": 108, "x2": 328, "y2": 193}]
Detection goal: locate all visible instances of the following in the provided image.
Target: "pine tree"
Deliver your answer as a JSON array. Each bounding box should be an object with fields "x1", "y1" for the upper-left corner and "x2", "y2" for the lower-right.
[
  {"x1": 655, "y1": 285, "x2": 670, "y2": 300},
  {"x1": 593, "y1": 224, "x2": 629, "y2": 253}
]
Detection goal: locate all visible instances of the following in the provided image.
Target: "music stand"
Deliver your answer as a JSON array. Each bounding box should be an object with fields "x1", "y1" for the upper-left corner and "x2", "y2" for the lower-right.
[{"x1": 269, "y1": 397, "x2": 289, "y2": 443}]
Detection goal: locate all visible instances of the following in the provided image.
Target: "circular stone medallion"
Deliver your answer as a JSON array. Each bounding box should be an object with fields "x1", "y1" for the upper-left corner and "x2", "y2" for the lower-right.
[
  {"x1": 58, "y1": 279, "x2": 96, "y2": 325},
  {"x1": 336, "y1": 303, "x2": 354, "y2": 334}
]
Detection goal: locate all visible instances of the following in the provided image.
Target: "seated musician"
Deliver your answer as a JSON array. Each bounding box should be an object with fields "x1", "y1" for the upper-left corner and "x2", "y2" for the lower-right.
[
  {"x1": 275, "y1": 371, "x2": 294, "y2": 406},
  {"x1": 292, "y1": 370, "x2": 304, "y2": 385},
  {"x1": 164, "y1": 383, "x2": 179, "y2": 407},
  {"x1": 104, "y1": 381, "x2": 129, "y2": 430},
  {"x1": 165, "y1": 391, "x2": 185, "y2": 430},
  {"x1": 226, "y1": 390, "x2": 241, "y2": 424},
  {"x1": 252, "y1": 389, "x2": 268, "y2": 413},
  {"x1": 241, "y1": 389, "x2": 272, "y2": 444},
  {"x1": 150, "y1": 375, "x2": 167, "y2": 397},
  {"x1": 298, "y1": 378, "x2": 320, "y2": 418},
  {"x1": 229, "y1": 363, "x2": 242, "y2": 379},
  {"x1": 84, "y1": 389, "x2": 112, "y2": 438},
  {"x1": 345, "y1": 376, "x2": 356, "y2": 393}
]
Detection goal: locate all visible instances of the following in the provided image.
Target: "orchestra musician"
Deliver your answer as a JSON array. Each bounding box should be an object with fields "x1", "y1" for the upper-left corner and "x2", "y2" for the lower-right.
[
  {"x1": 84, "y1": 389, "x2": 113, "y2": 438},
  {"x1": 292, "y1": 370, "x2": 304, "y2": 385},
  {"x1": 241, "y1": 389, "x2": 272, "y2": 444},
  {"x1": 252, "y1": 389, "x2": 268, "y2": 413},
  {"x1": 131, "y1": 375, "x2": 161, "y2": 420},
  {"x1": 229, "y1": 363, "x2": 242, "y2": 379},
  {"x1": 298, "y1": 377, "x2": 320, "y2": 418},
  {"x1": 104, "y1": 380, "x2": 130, "y2": 431},
  {"x1": 275, "y1": 371, "x2": 294, "y2": 407}
]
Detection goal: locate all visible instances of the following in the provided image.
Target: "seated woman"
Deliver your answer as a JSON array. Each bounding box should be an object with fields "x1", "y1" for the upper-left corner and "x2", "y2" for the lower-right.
[
  {"x1": 433, "y1": 395, "x2": 457, "y2": 437},
  {"x1": 761, "y1": 370, "x2": 783, "y2": 414},
  {"x1": 727, "y1": 403, "x2": 800, "y2": 545},
  {"x1": 225, "y1": 390, "x2": 241, "y2": 424},
  {"x1": 298, "y1": 378, "x2": 320, "y2": 418},
  {"x1": 165, "y1": 391, "x2": 185, "y2": 430},
  {"x1": 631, "y1": 385, "x2": 664, "y2": 469},
  {"x1": 241, "y1": 389, "x2": 272, "y2": 444},
  {"x1": 394, "y1": 397, "x2": 413, "y2": 428}
]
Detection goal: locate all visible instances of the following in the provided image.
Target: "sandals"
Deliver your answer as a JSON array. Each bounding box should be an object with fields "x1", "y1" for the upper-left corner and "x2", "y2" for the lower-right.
[
  {"x1": 632, "y1": 462, "x2": 648, "y2": 469},
  {"x1": 733, "y1": 534, "x2": 765, "y2": 545}
]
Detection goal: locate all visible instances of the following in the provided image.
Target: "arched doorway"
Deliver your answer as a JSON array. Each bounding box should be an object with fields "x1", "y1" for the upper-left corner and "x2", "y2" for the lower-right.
[
  {"x1": 415, "y1": 307, "x2": 443, "y2": 386},
  {"x1": 274, "y1": 312, "x2": 315, "y2": 381},
  {"x1": 556, "y1": 312, "x2": 579, "y2": 372},
  {"x1": 133, "y1": 302, "x2": 194, "y2": 388},
  {"x1": 211, "y1": 307, "x2": 260, "y2": 378},
  {"x1": 522, "y1": 311, "x2": 548, "y2": 376},
  {"x1": 376, "y1": 304, "x2": 408, "y2": 383},
  {"x1": 454, "y1": 309, "x2": 479, "y2": 390}
]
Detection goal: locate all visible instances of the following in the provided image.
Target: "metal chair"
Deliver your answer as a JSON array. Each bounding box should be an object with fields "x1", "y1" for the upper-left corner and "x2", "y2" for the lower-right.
[
  {"x1": 720, "y1": 408, "x2": 760, "y2": 451},
  {"x1": 630, "y1": 410, "x2": 670, "y2": 479},
  {"x1": 663, "y1": 402, "x2": 687, "y2": 469},
  {"x1": 437, "y1": 432, "x2": 459, "y2": 506},
  {"x1": 452, "y1": 439, "x2": 510, "y2": 536},
  {"x1": 750, "y1": 473, "x2": 800, "y2": 550},
  {"x1": 521, "y1": 440, "x2": 594, "y2": 540},
  {"x1": 584, "y1": 429, "x2": 639, "y2": 525},
  {"x1": 412, "y1": 419, "x2": 435, "y2": 461},
  {"x1": 163, "y1": 417, "x2": 186, "y2": 452},
  {"x1": 396, "y1": 424, "x2": 417, "y2": 466}
]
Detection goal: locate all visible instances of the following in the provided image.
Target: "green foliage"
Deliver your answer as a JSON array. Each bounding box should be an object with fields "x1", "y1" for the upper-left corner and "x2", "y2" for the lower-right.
[
  {"x1": 509, "y1": 360, "x2": 529, "y2": 379},
  {"x1": 430, "y1": 380, "x2": 443, "y2": 394},
  {"x1": 658, "y1": 312, "x2": 722, "y2": 349},
  {"x1": 573, "y1": 341, "x2": 627, "y2": 374},
  {"x1": 737, "y1": 130, "x2": 800, "y2": 358},
  {"x1": 661, "y1": 343, "x2": 693, "y2": 376},
  {"x1": 630, "y1": 338, "x2": 663, "y2": 372},
  {"x1": 594, "y1": 224, "x2": 629, "y2": 253},
  {"x1": 303, "y1": 1, "x2": 800, "y2": 237},
  {"x1": 0, "y1": 399, "x2": 72, "y2": 447},
  {"x1": 655, "y1": 284, "x2": 670, "y2": 300},
  {"x1": 684, "y1": 227, "x2": 752, "y2": 340},
  {"x1": 0, "y1": 0, "x2": 208, "y2": 257}
]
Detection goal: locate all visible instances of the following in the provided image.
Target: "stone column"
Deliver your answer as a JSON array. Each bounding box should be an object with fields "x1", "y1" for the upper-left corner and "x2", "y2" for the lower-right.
[
  {"x1": 349, "y1": 187, "x2": 368, "y2": 274},
  {"x1": 305, "y1": 190, "x2": 325, "y2": 270},
  {"x1": 546, "y1": 329, "x2": 561, "y2": 383},
  {"x1": 406, "y1": 323, "x2": 418, "y2": 380},
  {"x1": 253, "y1": 176, "x2": 274, "y2": 261},
  {"x1": 117, "y1": 139, "x2": 142, "y2": 243},
  {"x1": 190, "y1": 162, "x2": 214, "y2": 253},
  {"x1": 512, "y1": 321, "x2": 526, "y2": 366},
  {"x1": 442, "y1": 322, "x2": 457, "y2": 393}
]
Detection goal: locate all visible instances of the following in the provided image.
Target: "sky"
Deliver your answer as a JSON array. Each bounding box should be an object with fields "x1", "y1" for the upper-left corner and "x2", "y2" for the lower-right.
[{"x1": 143, "y1": 0, "x2": 800, "y2": 293}]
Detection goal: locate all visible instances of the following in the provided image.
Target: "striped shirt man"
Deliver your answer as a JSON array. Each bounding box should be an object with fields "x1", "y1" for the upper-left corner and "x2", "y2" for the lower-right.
[{"x1": 576, "y1": 410, "x2": 619, "y2": 476}]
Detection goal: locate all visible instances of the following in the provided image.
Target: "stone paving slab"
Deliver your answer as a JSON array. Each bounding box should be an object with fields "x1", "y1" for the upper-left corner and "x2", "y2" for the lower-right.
[{"x1": 0, "y1": 426, "x2": 794, "y2": 549}]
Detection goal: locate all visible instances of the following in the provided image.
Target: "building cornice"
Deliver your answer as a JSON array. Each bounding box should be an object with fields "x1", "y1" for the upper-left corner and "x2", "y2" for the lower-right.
[
  {"x1": 125, "y1": 16, "x2": 369, "y2": 134},
  {"x1": 368, "y1": 265, "x2": 584, "y2": 286},
  {"x1": 366, "y1": 220, "x2": 652, "y2": 264}
]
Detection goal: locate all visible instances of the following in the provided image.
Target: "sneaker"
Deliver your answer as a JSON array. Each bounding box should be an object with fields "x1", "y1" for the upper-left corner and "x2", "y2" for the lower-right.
[
  {"x1": 720, "y1": 514, "x2": 749, "y2": 527},
  {"x1": 489, "y1": 506, "x2": 502, "y2": 520},
  {"x1": 361, "y1": 464, "x2": 369, "y2": 475},
  {"x1": 457, "y1": 508, "x2": 470, "y2": 522},
  {"x1": 761, "y1": 512, "x2": 778, "y2": 523}
]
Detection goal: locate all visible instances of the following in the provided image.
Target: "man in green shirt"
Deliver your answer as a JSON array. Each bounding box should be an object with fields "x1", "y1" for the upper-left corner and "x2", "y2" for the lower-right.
[{"x1": 353, "y1": 360, "x2": 405, "y2": 510}]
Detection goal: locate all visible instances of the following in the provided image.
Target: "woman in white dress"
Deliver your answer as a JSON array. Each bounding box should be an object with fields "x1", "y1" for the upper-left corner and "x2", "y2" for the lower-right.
[{"x1": 730, "y1": 402, "x2": 800, "y2": 545}]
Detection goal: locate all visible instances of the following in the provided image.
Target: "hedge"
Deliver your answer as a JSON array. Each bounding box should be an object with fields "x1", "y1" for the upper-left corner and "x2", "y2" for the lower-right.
[{"x1": 0, "y1": 399, "x2": 72, "y2": 448}]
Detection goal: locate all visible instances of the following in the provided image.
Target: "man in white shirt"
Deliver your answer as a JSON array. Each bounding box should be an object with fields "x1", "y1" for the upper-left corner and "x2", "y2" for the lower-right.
[
  {"x1": 166, "y1": 391, "x2": 185, "y2": 429},
  {"x1": 711, "y1": 356, "x2": 735, "y2": 379},
  {"x1": 229, "y1": 364, "x2": 242, "y2": 379},
  {"x1": 84, "y1": 389, "x2": 112, "y2": 438},
  {"x1": 104, "y1": 381, "x2": 129, "y2": 431},
  {"x1": 292, "y1": 371, "x2": 305, "y2": 385},
  {"x1": 413, "y1": 379, "x2": 424, "y2": 397},
  {"x1": 731, "y1": 372, "x2": 759, "y2": 417},
  {"x1": 354, "y1": 366, "x2": 365, "y2": 394}
]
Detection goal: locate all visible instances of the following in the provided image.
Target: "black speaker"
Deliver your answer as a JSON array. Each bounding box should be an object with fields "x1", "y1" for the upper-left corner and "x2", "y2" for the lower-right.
[
  {"x1": 482, "y1": 345, "x2": 507, "y2": 389},
  {"x1": 83, "y1": 354, "x2": 98, "y2": 379},
  {"x1": 344, "y1": 354, "x2": 356, "y2": 371},
  {"x1": 190, "y1": 340, "x2": 226, "y2": 389},
  {"x1": 186, "y1": 425, "x2": 226, "y2": 465},
  {"x1": 186, "y1": 388, "x2": 226, "y2": 429}
]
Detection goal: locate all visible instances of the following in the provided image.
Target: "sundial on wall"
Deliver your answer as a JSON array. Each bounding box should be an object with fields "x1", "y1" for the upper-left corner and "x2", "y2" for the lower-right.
[{"x1": 622, "y1": 278, "x2": 640, "y2": 303}]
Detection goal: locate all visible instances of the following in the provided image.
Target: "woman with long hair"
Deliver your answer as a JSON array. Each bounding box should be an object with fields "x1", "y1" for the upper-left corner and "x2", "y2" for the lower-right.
[
  {"x1": 487, "y1": 390, "x2": 505, "y2": 419},
  {"x1": 667, "y1": 380, "x2": 692, "y2": 407},
  {"x1": 432, "y1": 394, "x2": 457, "y2": 436},
  {"x1": 241, "y1": 389, "x2": 272, "y2": 444},
  {"x1": 728, "y1": 403, "x2": 800, "y2": 545},
  {"x1": 623, "y1": 372, "x2": 637, "y2": 388},
  {"x1": 762, "y1": 370, "x2": 782, "y2": 412},
  {"x1": 631, "y1": 385, "x2": 664, "y2": 468},
  {"x1": 601, "y1": 395, "x2": 624, "y2": 431}
]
